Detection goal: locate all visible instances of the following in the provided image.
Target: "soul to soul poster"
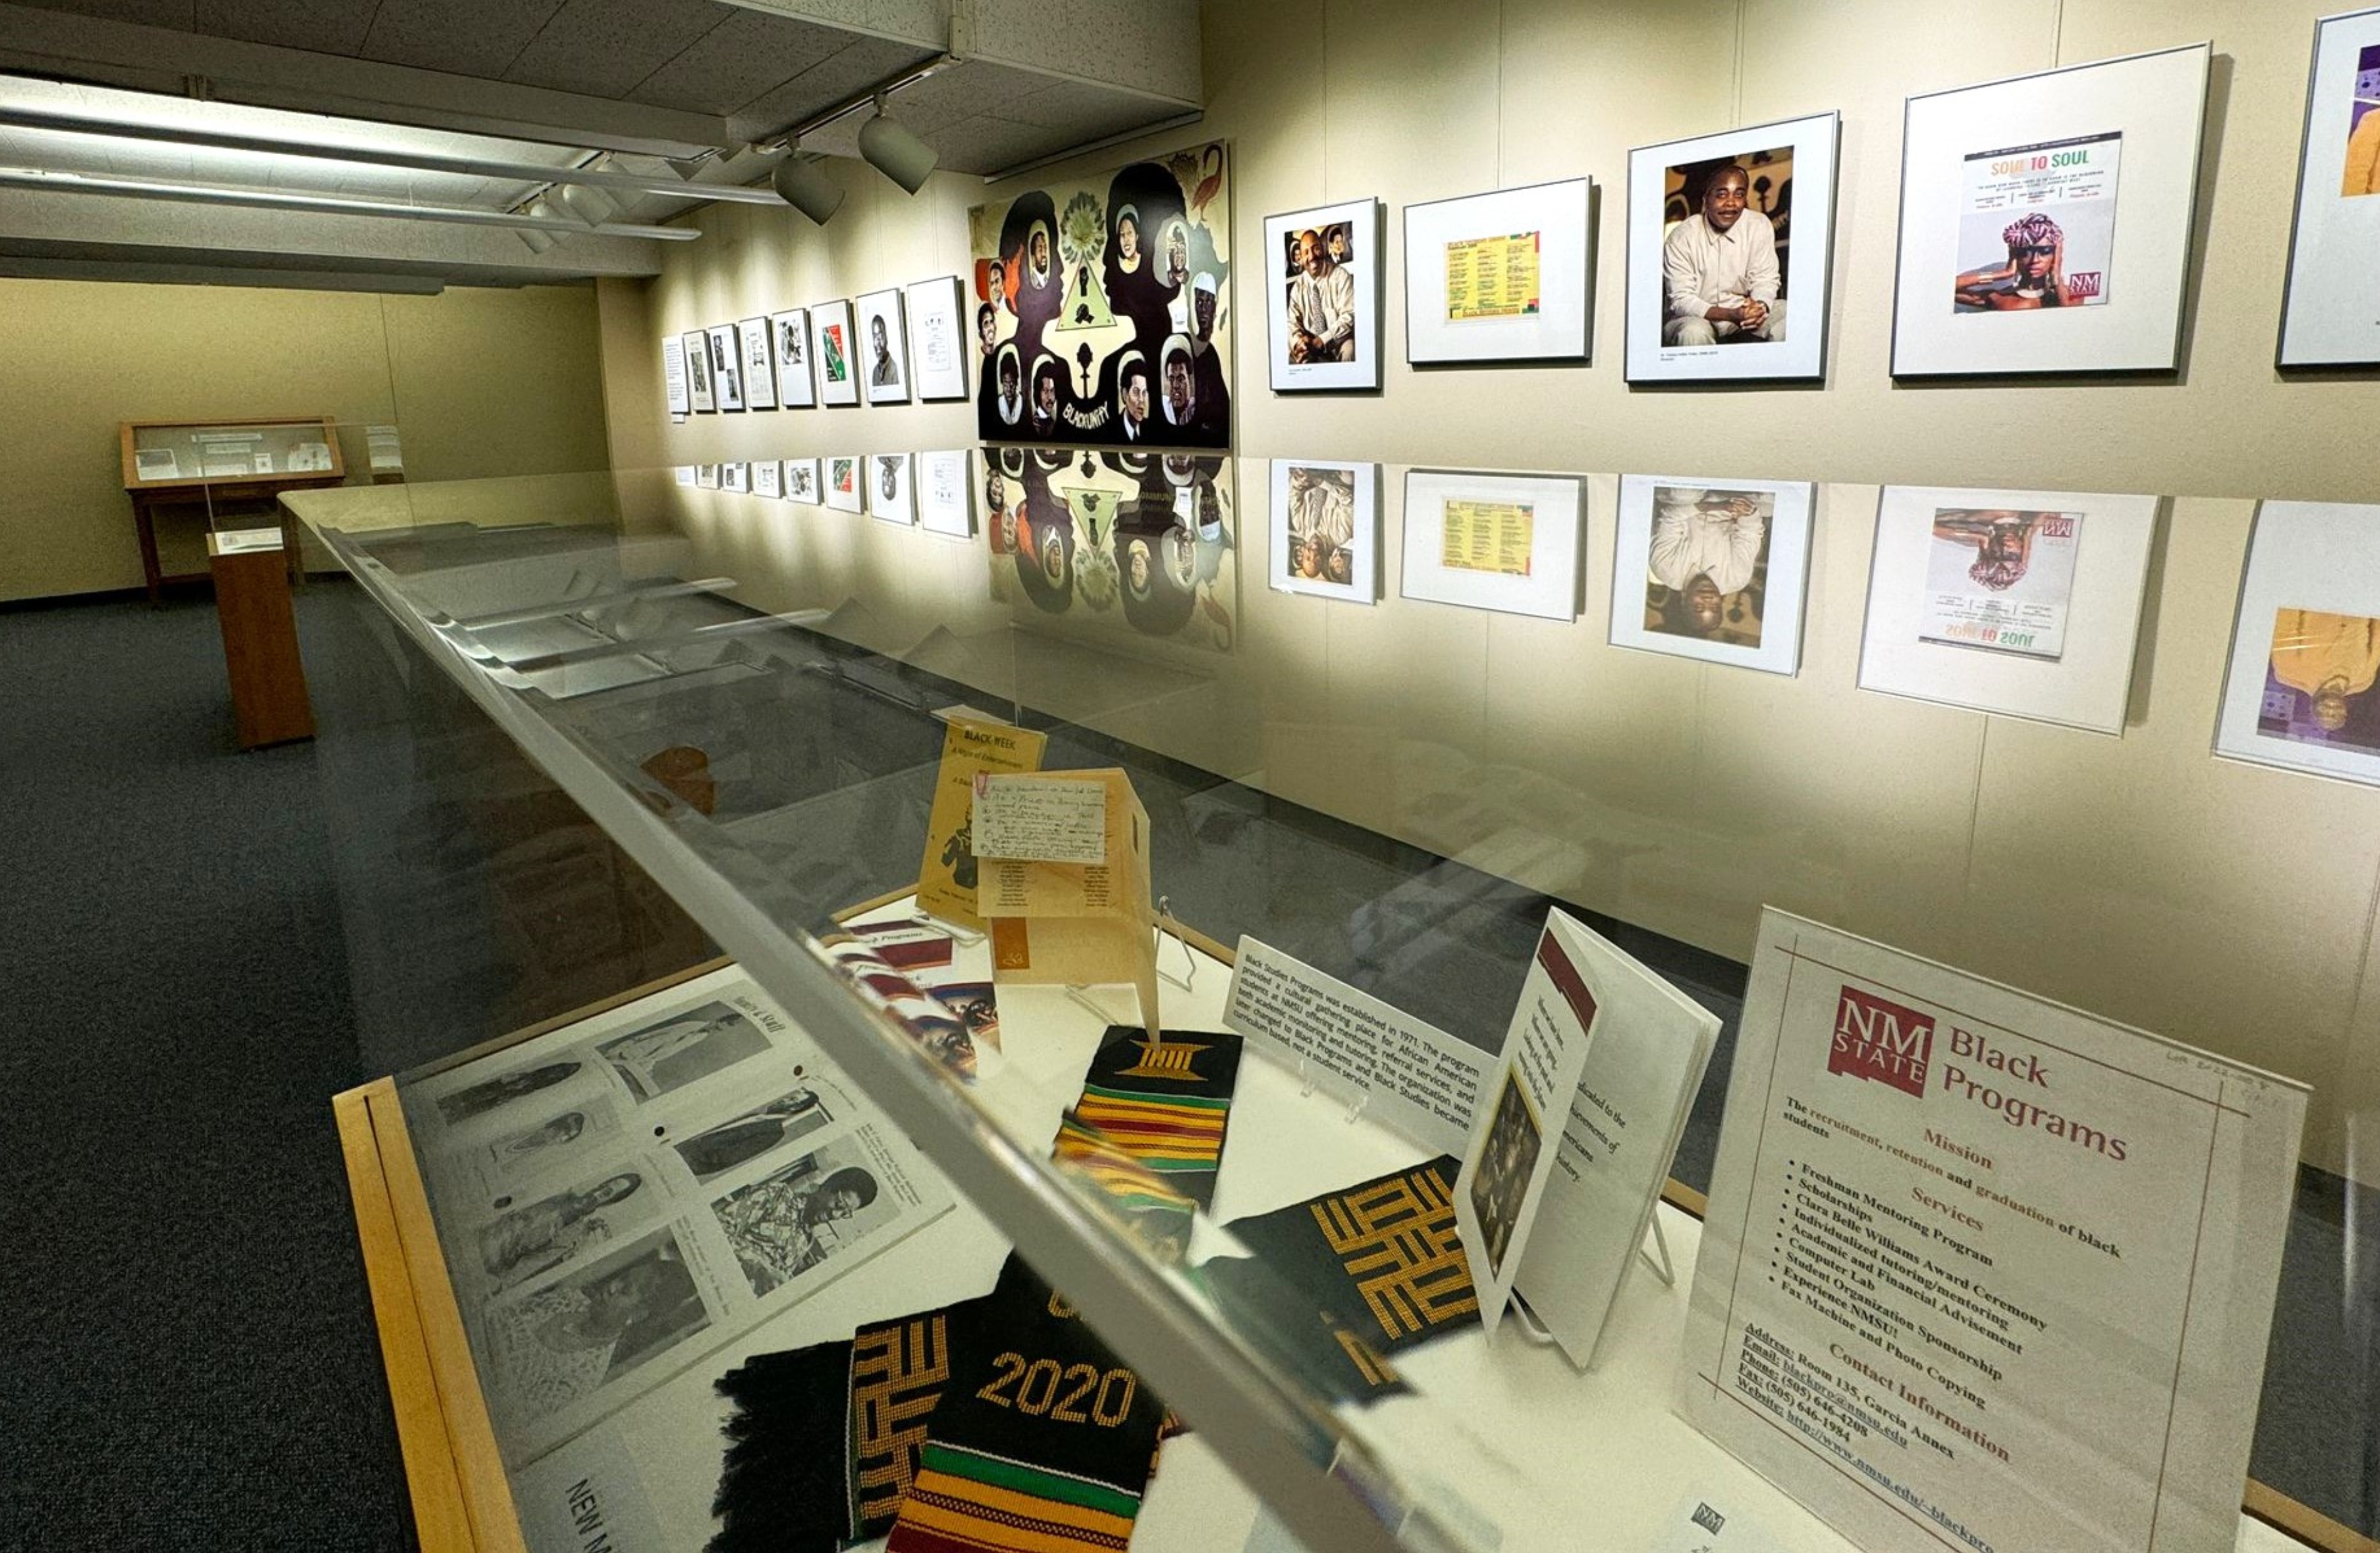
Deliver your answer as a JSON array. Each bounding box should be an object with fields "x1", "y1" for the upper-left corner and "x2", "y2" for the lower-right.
[
  {"x1": 1952, "y1": 132, "x2": 2121, "y2": 312},
  {"x1": 972, "y1": 143, "x2": 1232, "y2": 450}
]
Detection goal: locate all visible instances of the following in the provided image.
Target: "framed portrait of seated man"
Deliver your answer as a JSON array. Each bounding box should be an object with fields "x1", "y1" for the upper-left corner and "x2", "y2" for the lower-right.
[
  {"x1": 1625, "y1": 113, "x2": 1839, "y2": 384},
  {"x1": 1263, "y1": 199, "x2": 1383, "y2": 392}
]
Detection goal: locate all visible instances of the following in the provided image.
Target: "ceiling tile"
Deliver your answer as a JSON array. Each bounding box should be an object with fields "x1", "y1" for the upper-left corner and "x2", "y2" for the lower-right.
[
  {"x1": 18, "y1": 0, "x2": 197, "y2": 28},
  {"x1": 358, "y1": 0, "x2": 570, "y2": 78},
  {"x1": 628, "y1": 9, "x2": 859, "y2": 116},
  {"x1": 504, "y1": 0, "x2": 731, "y2": 100},
  {"x1": 194, "y1": 0, "x2": 376, "y2": 53}
]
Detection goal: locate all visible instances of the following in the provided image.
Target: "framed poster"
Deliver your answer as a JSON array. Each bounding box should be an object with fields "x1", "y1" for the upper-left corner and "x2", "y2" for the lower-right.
[
  {"x1": 867, "y1": 453, "x2": 914, "y2": 525},
  {"x1": 970, "y1": 141, "x2": 1232, "y2": 448},
  {"x1": 1682, "y1": 909, "x2": 2304, "y2": 1553},
  {"x1": 855, "y1": 288, "x2": 911, "y2": 406},
  {"x1": 904, "y1": 276, "x2": 969, "y2": 401},
  {"x1": 661, "y1": 334, "x2": 690, "y2": 416},
  {"x1": 785, "y1": 457, "x2": 822, "y2": 505},
  {"x1": 916, "y1": 450, "x2": 974, "y2": 539},
  {"x1": 1399, "y1": 469, "x2": 1584, "y2": 621},
  {"x1": 737, "y1": 317, "x2": 775, "y2": 410},
  {"x1": 769, "y1": 309, "x2": 815, "y2": 408},
  {"x1": 1263, "y1": 198, "x2": 1383, "y2": 392},
  {"x1": 1856, "y1": 485, "x2": 2158, "y2": 733},
  {"x1": 684, "y1": 331, "x2": 716, "y2": 413},
  {"x1": 824, "y1": 456, "x2": 862, "y2": 512},
  {"x1": 2279, "y1": 9, "x2": 2380, "y2": 367},
  {"x1": 2213, "y1": 500, "x2": 2380, "y2": 787},
  {"x1": 1403, "y1": 178, "x2": 1593, "y2": 365},
  {"x1": 721, "y1": 461, "x2": 750, "y2": 494},
  {"x1": 991, "y1": 450, "x2": 1238, "y2": 651},
  {"x1": 1890, "y1": 43, "x2": 2211, "y2": 377},
  {"x1": 705, "y1": 325, "x2": 745, "y2": 411},
  {"x1": 811, "y1": 302, "x2": 859, "y2": 407},
  {"x1": 1625, "y1": 113, "x2": 1839, "y2": 384},
  {"x1": 695, "y1": 463, "x2": 720, "y2": 489},
  {"x1": 1609, "y1": 475, "x2": 1814, "y2": 675},
  {"x1": 1268, "y1": 459, "x2": 1379, "y2": 602},
  {"x1": 753, "y1": 460, "x2": 784, "y2": 500}
]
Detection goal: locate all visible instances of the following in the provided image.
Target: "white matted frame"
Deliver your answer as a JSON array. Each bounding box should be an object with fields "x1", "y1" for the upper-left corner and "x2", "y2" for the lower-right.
[
  {"x1": 1625, "y1": 113, "x2": 1839, "y2": 384},
  {"x1": 1399, "y1": 469, "x2": 1584, "y2": 621},
  {"x1": 2213, "y1": 500, "x2": 2380, "y2": 787},
  {"x1": 1857, "y1": 484, "x2": 2158, "y2": 733},
  {"x1": 825, "y1": 455, "x2": 862, "y2": 512},
  {"x1": 695, "y1": 463, "x2": 720, "y2": 488},
  {"x1": 812, "y1": 302, "x2": 859, "y2": 407},
  {"x1": 785, "y1": 457, "x2": 822, "y2": 505},
  {"x1": 770, "y1": 309, "x2": 814, "y2": 408},
  {"x1": 904, "y1": 277, "x2": 970, "y2": 401},
  {"x1": 754, "y1": 460, "x2": 784, "y2": 499},
  {"x1": 738, "y1": 317, "x2": 776, "y2": 410},
  {"x1": 867, "y1": 452, "x2": 914, "y2": 525},
  {"x1": 1889, "y1": 43, "x2": 2210, "y2": 378},
  {"x1": 722, "y1": 460, "x2": 750, "y2": 494},
  {"x1": 1402, "y1": 179, "x2": 1593, "y2": 365},
  {"x1": 662, "y1": 334, "x2": 690, "y2": 415},
  {"x1": 1269, "y1": 460, "x2": 1380, "y2": 602},
  {"x1": 856, "y1": 288, "x2": 911, "y2": 406},
  {"x1": 1263, "y1": 198, "x2": 1384, "y2": 392},
  {"x1": 705, "y1": 324, "x2": 745, "y2": 410},
  {"x1": 1610, "y1": 474, "x2": 1815, "y2": 676},
  {"x1": 916, "y1": 450, "x2": 974, "y2": 539},
  {"x1": 2279, "y1": 10, "x2": 2380, "y2": 368},
  {"x1": 684, "y1": 331, "x2": 715, "y2": 413}
]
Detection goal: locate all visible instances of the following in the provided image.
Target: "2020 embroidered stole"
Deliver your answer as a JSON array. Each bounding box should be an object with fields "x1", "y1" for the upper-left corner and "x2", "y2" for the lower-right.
[{"x1": 709, "y1": 1027, "x2": 1241, "y2": 1552}]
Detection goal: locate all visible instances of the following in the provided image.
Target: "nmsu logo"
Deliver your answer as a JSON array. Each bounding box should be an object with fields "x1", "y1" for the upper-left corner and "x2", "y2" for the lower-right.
[{"x1": 1828, "y1": 986, "x2": 1934, "y2": 1098}]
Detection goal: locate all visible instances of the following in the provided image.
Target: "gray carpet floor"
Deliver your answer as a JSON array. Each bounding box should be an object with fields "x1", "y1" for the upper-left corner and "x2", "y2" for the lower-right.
[{"x1": 0, "y1": 595, "x2": 410, "y2": 1551}]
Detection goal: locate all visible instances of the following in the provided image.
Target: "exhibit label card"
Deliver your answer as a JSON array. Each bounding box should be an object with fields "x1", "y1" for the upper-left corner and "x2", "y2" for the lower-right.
[
  {"x1": 1223, "y1": 937, "x2": 1489, "y2": 1156},
  {"x1": 1679, "y1": 910, "x2": 2306, "y2": 1553},
  {"x1": 1454, "y1": 911, "x2": 1601, "y2": 1339},
  {"x1": 661, "y1": 334, "x2": 690, "y2": 416},
  {"x1": 1511, "y1": 911, "x2": 1717, "y2": 1367},
  {"x1": 916, "y1": 715, "x2": 1048, "y2": 931}
]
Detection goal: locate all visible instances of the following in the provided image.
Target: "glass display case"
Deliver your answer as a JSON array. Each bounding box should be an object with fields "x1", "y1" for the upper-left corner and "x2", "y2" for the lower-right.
[
  {"x1": 290, "y1": 468, "x2": 2373, "y2": 1553},
  {"x1": 119, "y1": 416, "x2": 347, "y2": 604}
]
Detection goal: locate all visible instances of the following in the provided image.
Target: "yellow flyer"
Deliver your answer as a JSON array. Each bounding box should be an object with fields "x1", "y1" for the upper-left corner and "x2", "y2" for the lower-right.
[
  {"x1": 916, "y1": 714, "x2": 1048, "y2": 929},
  {"x1": 1442, "y1": 500, "x2": 1536, "y2": 577},
  {"x1": 1444, "y1": 231, "x2": 1543, "y2": 321}
]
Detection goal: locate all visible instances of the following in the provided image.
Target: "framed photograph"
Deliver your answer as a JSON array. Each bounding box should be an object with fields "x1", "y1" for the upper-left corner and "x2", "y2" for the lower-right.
[
  {"x1": 904, "y1": 277, "x2": 969, "y2": 401},
  {"x1": 1403, "y1": 178, "x2": 1593, "y2": 365},
  {"x1": 1263, "y1": 198, "x2": 1383, "y2": 392},
  {"x1": 721, "y1": 461, "x2": 750, "y2": 494},
  {"x1": 1856, "y1": 485, "x2": 2158, "y2": 733},
  {"x1": 1890, "y1": 43, "x2": 2211, "y2": 378},
  {"x1": 695, "y1": 463, "x2": 720, "y2": 489},
  {"x1": 855, "y1": 289, "x2": 911, "y2": 406},
  {"x1": 753, "y1": 460, "x2": 783, "y2": 500},
  {"x1": 769, "y1": 309, "x2": 814, "y2": 408},
  {"x1": 867, "y1": 453, "x2": 914, "y2": 525},
  {"x1": 2213, "y1": 502, "x2": 2380, "y2": 786},
  {"x1": 811, "y1": 302, "x2": 859, "y2": 407},
  {"x1": 1399, "y1": 469, "x2": 1584, "y2": 621},
  {"x1": 684, "y1": 331, "x2": 716, "y2": 413},
  {"x1": 824, "y1": 456, "x2": 863, "y2": 512},
  {"x1": 2279, "y1": 11, "x2": 2380, "y2": 367},
  {"x1": 673, "y1": 465, "x2": 696, "y2": 487},
  {"x1": 661, "y1": 334, "x2": 690, "y2": 416},
  {"x1": 1609, "y1": 475, "x2": 1815, "y2": 675},
  {"x1": 1625, "y1": 113, "x2": 1839, "y2": 384},
  {"x1": 1269, "y1": 459, "x2": 1379, "y2": 602},
  {"x1": 705, "y1": 325, "x2": 745, "y2": 411},
  {"x1": 737, "y1": 317, "x2": 775, "y2": 410},
  {"x1": 785, "y1": 458, "x2": 822, "y2": 505},
  {"x1": 916, "y1": 450, "x2": 973, "y2": 539}
]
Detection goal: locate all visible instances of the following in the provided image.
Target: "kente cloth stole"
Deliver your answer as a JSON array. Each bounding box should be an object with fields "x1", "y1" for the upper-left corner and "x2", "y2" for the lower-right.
[{"x1": 710, "y1": 1030, "x2": 1243, "y2": 1551}]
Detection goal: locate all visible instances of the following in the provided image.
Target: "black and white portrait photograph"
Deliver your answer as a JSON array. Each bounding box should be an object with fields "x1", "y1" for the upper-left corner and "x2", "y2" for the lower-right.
[
  {"x1": 591, "y1": 999, "x2": 768, "y2": 1102},
  {"x1": 854, "y1": 288, "x2": 911, "y2": 406}
]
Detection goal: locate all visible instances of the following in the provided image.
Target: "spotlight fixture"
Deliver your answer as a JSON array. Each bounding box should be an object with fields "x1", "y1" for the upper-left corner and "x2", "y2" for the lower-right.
[
  {"x1": 857, "y1": 98, "x2": 937, "y2": 194},
  {"x1": 556, "y1": 181, "x2": 621, "y2": 227},
  {"x1": 770, "y1": 145, "x2": 844, "y2": 224}
]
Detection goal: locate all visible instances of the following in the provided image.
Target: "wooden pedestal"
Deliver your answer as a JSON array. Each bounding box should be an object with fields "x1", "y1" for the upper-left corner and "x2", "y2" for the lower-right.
[{"x1": 208, "y1": 534, "x2": 316, "y2": 749}]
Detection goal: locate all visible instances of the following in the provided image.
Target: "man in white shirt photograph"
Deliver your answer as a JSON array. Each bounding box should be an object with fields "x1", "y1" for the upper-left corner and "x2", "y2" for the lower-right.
[
  {"x1": 1662, "y1": 162, "x2": 1784, "y2": 347},
  {"x1": 1286, "y1": 228, "x2": 1356, "y2": 363},
  {"x1": 1647, "y1": 485, "x2": 1770, "y2": 641}
]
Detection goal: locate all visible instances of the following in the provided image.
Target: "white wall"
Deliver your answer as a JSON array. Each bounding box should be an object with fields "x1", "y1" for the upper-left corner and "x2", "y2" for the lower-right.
[{"x1": 603, "y1": 0, "x2": 2380, "y2": 1182}]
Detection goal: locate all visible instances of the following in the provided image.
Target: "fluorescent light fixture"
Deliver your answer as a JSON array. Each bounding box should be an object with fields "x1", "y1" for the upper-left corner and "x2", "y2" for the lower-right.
[
  {"x1": 857, "y1": 101, "x2": 936, "y2": 194},
  {"x1": 0, "y1": 167, "x2": 700, "y2": 239},
  {"x1": 770, "y1": 149, "x2": 844, "y2": 224}
]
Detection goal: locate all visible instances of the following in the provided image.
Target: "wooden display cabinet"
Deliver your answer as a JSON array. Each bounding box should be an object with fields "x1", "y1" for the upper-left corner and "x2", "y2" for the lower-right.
[{"x1": 120, "y1": 416, "x2": 348, "y2": 605}]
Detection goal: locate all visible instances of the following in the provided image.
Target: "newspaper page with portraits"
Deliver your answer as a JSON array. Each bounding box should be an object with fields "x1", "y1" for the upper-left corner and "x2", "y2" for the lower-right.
[{"x1": 400, "y1": 967, "x2": 953, "y2": 1467}]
